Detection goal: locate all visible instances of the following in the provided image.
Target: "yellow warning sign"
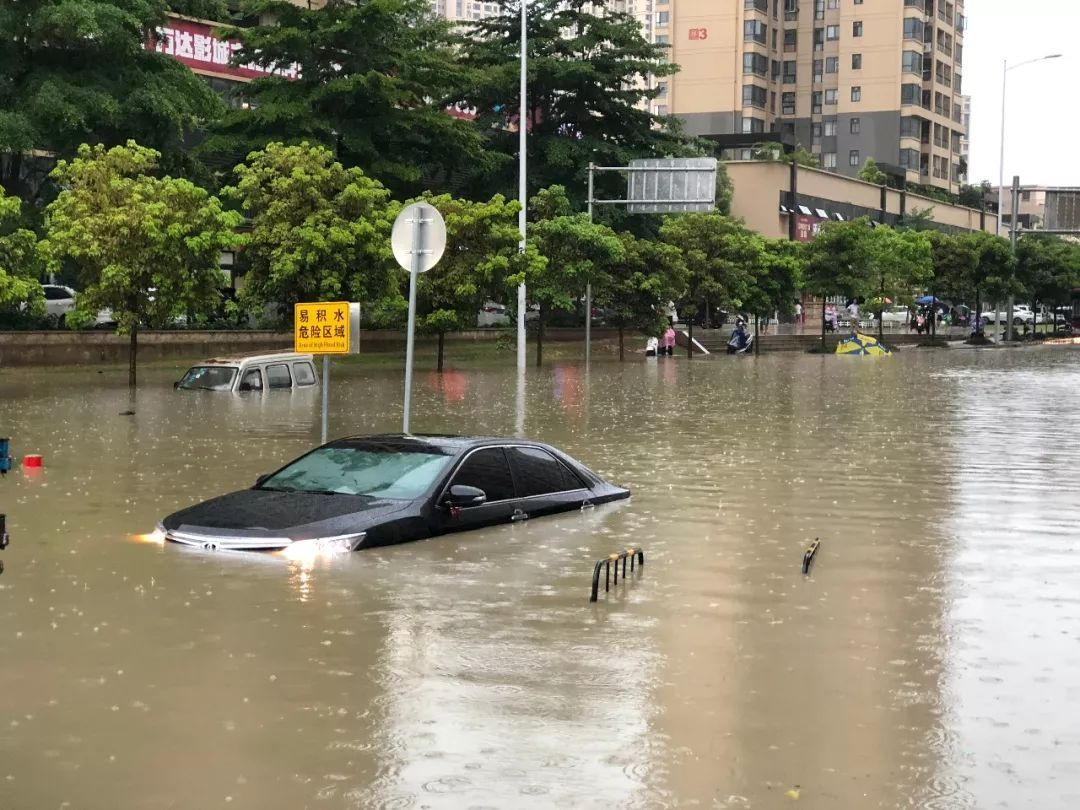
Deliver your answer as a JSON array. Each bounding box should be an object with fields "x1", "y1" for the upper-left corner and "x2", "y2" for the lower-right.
[{"x1": 294, "y1": 302, "x2": 350, "y2": 354}]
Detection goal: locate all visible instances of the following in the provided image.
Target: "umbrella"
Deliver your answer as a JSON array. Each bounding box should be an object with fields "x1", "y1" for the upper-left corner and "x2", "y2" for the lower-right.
[
  {"x1": 836, "y1": 332, "x2": 892, "y2": 357},
  {"x1": 915, "y1": 295, "x2": 945, "y2": 306}
]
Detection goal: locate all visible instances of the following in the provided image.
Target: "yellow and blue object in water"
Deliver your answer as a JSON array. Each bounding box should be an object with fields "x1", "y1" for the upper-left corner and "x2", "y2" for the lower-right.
[{"x1": 835, "y1": 333, "x2": 892, "y2": 356}]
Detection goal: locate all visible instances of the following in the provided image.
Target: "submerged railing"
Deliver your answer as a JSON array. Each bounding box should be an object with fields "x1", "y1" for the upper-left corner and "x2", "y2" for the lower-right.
[{"x1": 589, "y1": 547, "x2": 644, "y2": 602}]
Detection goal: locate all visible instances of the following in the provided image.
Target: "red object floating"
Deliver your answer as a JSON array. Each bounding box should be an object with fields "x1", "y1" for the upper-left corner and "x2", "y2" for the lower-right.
[{"x1": 23, "y1": 454, "x2": 42, "y2": 468}]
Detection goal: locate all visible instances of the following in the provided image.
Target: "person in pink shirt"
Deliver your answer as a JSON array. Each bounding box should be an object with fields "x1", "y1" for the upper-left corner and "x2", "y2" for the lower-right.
[{"x1": 662, "y1": 326, "x2": 676, "y2": 356}]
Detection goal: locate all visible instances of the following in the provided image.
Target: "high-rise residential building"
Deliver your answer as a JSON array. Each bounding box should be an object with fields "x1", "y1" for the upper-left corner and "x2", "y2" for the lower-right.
[
  {"x1": 667, "y1": 0, "x2": 968, "y2": 192},
  {"x1": 958, "y1": 93, "x2": 971, "y2": 176}
]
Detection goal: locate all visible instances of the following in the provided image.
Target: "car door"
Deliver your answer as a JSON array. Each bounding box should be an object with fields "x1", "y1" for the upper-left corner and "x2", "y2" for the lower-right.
[
  {"x1": 436, "y1": 447, "x2": 519, "y2": 534},
  {"x1": 506, "y1": 446, "x2": 592, "y2": 521}
]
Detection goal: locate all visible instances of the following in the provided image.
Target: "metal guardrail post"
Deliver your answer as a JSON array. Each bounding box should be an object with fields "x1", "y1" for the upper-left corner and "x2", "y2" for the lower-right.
[{"x1": 590, "y1": 547, "x2": 644, "y2": 602}]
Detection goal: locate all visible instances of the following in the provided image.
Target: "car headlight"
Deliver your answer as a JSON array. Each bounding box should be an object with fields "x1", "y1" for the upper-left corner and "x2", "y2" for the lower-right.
[{"x1": 280, "y1": 532, "x2": 365, "y2": 561}]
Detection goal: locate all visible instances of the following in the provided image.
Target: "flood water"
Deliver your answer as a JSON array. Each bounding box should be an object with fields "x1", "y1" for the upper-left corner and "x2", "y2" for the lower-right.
[{"x1": 2, "y1": 346, "x2": 1080, "y2": 809}]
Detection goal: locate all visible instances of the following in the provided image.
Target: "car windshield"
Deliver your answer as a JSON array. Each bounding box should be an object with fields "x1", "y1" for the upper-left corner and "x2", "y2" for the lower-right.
[
  {"x1": 258, "y1": 445, "x2": 454, "y2": 499},
  {"x1": 177, "y1": 366, "x2": 237, "y2": 391}
]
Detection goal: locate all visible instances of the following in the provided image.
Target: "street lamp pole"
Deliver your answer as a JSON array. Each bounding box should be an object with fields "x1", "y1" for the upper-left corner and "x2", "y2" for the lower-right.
[
  {"x1": 516, "y1": 0, "x2": 528, "y2": 372},
  {"x1": 996, "y1": 54, "x2": 1061, "y2": 236}
]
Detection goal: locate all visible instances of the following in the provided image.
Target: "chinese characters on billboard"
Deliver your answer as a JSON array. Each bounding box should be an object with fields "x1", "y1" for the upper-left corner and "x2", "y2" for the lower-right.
[
  {"x1": 148, "y1": 17, "x2": 300, "y2": 81},
  {"x1": 795, "y1": 215, "x2": 822, "y2": 242}
]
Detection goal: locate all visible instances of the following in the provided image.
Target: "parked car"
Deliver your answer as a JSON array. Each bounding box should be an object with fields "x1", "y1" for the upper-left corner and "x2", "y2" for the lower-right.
[
  {"x1": 174, "y1": 352, "x2": 319, "y2": 393},
  {"x1": 476, "y1": 301, "x2": 511, "y2": 328},
  {"x1": 40, "y1": 284, "x2": 115, "y2": 328},
  {"x1": 981, "y1": 305, "x2": 1039, "y2": 326},
  {"x1": 154, "y1": 435, "x2": 631, "y2": 552},
  {"x1": 878, "y1": 305, "x2": 912, "y2": 326}
]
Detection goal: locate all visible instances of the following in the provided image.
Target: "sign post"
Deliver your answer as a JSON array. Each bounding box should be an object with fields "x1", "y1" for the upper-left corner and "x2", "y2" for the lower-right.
[
  {"x1": 294, "y1": 301, "x2": 356, "y2": 444},
  {"x1": 391, "y1": 202, "x2": 447, "y2": 434}
]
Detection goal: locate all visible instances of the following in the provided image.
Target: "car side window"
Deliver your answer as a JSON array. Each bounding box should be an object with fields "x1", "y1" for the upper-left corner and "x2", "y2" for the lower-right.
[
  {"x1": 293, "y1": 362, "x2": 316, "y2": 386},
  {"x1": 44, "y1": 287, "x2": 68, "y2": 300},
  {"x1": 508, "y1": 447, "x2": 584, "y2": 497},
  {"x1": 239, "y1": 369, "x2": 263, "y2": 392},
  {"x1": 266, "y1": 363, "x2": 292, "y2": 389},
  {"x1": 449, "y1": 448, "x2": 515, "y2": 503}
]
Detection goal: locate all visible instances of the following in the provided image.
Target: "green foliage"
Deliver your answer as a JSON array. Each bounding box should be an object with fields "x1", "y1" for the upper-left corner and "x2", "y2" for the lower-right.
[
  {"x1": 599, "y1": 232, "x2": 687, "y2": 339},
  {"x1": 752, "y1": 142, "x2": 819, "y2": 168},
  {"x1": 660, "y1": 214, "x2": 766, "y2": 313},
  {"x1": 457, "y1": 0, "x2": 690, "y2": 207},
  {"x1": 744, "y1": 239, "x2": 805, "y2": 319},
  {"x1": 528, "y1": 186, "x2": 623, "y2": 315},
  {"x1": 410, "y1": 193, "x2": 543, "y2": 335},
  {"x1": 0, "y1": 187, "x2": 42, "y2": 311},
  {"x1": 898, "y1": 206, "x2": 936, "y2": 232},
  {"x1": 957, "y1": 181, "x2": 991, "y2": 210},
  {"x1": 908, "y1": 183, "x2": 956, "y2": 205},
  {"x1": 966, "y1": 231, "x2": 1018, "y2": 301},
  {"x1": 1015, "y1": 235, "x2": 1080, "y2": 305},
  {"x1": 203, "y1": 0, "x2": 485, "y2": 195},
  {"x1": 0, "y1": 0, "x2": 223, "y2": 203},
  {"x1": 858, "y1": 158, "x2": 887, "y2": 186},
  {"x1": 224, "y1": 142, "x2": 397, "y2": 320}
]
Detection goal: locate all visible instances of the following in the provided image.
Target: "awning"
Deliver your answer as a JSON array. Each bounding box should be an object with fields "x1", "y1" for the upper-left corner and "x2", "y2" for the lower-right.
[
  {"x1": 833, "y1": 212, "x2": 845, "y2": 221},
  {"x1": 815, "y1": 208, "x2": 829, "y2": 219},
  {"x1": 779, "y1": 204, "x2": 791, "y2": 214},
  {"x1": 798, "y1": 204, "x2": 814, "y2": 216}
]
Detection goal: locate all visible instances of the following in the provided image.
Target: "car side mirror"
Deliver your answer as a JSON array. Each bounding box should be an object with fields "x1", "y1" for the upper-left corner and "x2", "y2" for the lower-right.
[
  {"x1": 444, "y1": 484, "x2": 486, "y2": 508},
  {"x1": 255, "y1": 474, "x2": 270, "y2": 487}
]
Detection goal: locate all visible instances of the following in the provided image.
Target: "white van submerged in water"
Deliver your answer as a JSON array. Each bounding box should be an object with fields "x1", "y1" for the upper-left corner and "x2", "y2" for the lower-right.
[{"x1": 175, "y1": 352, "x2": 319, "y2": 393}]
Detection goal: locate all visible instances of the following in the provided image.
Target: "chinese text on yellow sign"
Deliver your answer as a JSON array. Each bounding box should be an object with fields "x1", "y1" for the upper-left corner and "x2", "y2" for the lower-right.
[{"x1": 294, "y1": 302, "x2": 350, "y2": 354}]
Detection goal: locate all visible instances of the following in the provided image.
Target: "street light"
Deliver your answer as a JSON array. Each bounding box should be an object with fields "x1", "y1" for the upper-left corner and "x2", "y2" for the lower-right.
[
  {"x1": 997, "y1": 53, "x2": 1062, "y2": 235},
  {"x1": 516, "y1": 0, "x2": 528, "y2": 371}
]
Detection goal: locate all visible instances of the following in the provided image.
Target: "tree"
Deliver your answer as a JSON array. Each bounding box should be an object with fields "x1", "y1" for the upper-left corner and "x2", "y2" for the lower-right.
[
  {"x1": 858, "y1": 157, "x2": 887, "y2": 186},
  {"x1": 0, "y1": 187, "x2": 41, "y2": 313},
  {"x1": 40, "y1": 142, "x2": 241, "y2": 386},
  {"x1": 867, "y1": 227, "x2": 933, "y2": 338},
  {"x1": 898, "y1": 206, "x2": 937, "y2": 232},
  {"x1": 1016, "y1": 235, "x2": 1080, "y2": 327},
  {"x1": 752, "y1": 142, "x2": 819, "y2": 168},
  {"x1": 409, "y1": 193, "x2": 543, "y2": 370},
  {"x1": 599, "y1": 232, "x2": 687, "y2": 360},
  {"x1": 457, "y1": 0, "x2": 690, "y2": 208},
  {"x1": 528, "y1": 186, "x2": 622, "y2": 366},
  {"x1": 203, "y1": 0, "x2": 486, "y2": 196},
  {"x1": 659, "y1": 214, "x2": 763, "y2": 347},
  {"x1": 224, "y1": 142, "x2": 398, "y2": 322},
  {"x1": 744, "y1": 239, "x2": 805, "y2": 328},
  {"x1": 0, "y1": 0, "x2": 223, "y2": 204},
  {"x1": 804, "y1": 218, "x2": 878, "y2": 346}
]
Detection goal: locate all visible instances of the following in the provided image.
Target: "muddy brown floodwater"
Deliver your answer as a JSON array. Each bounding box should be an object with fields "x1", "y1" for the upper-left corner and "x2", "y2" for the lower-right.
[{"x1": 2, "y1": 347, "x2": 1080, "y2": 809}]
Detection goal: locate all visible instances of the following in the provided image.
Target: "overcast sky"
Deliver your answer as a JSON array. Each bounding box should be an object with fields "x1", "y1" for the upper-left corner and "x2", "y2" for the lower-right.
[{"x1": 965, "y1": 0, "x2": 1079, "y2": 187}]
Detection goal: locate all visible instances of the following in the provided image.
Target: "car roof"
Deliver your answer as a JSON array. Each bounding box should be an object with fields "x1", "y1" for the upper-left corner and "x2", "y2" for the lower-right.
[
  {"x1": 193, "y1": 351, "x2": 314, "y2": 366},
  {"x1": 327, "y1": 434, "x2": 548, "y2": 454}
]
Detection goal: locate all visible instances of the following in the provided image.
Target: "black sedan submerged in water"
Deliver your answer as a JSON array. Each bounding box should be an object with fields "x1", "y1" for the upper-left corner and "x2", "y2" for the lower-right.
[{"x1": 157, "y1": 435, "x2": 630, "y2": 553}]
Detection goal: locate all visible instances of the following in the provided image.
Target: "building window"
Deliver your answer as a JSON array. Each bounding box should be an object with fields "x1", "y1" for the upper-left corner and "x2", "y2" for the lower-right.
[
  {"x1": 849, "y1": 149, "x2": 860, "y2": 167},
  {"x1": 784, "y1": 0, "x2": 798, "y2": 20},
  {"x1": 782, "y1": 92, "x2": 796, "y2": 115},
  {"x1": 655, "y1": 11, "x2": 668, "y2": 25},
  {"x1": 656, "y1": 82, "x2": 667, "y2": 97},
  {"x1": 823, "y1": 152, "x2": 837, "y2": 169},
  {"x1": 826, "y1": 56, "x2": 838, "y2": 73},
  {"x1": 743, "y1": 20, "x2": 767, "y2": 43},
  {"x1": 852, "y1": 53, "x2": 862, "y2": 70},
  {"x1": 744, "y1": 52, "x2": 769, "y2": 76},
  {"x1": 824, "y1": 89, "x2": 837, "y2": 105},
  {"x1": 899, "y1": 148, "x2": 920, "y2": 169},
  {"x1": 900, "y1": 116, "x2": 922, "y2": 138},
  {"x1": 852, "y1": 21, "x2": 863, "y2": 37},
  {"x1": 813, "y1": 27, "x2": 824, "y2": 51},
  {"x1": 902, "y1": 50, "x2": 921, "y2": 74},
  {"x1": 655, "y1": 104, "x2": 668, "y2": 116},
  {"x1": 901, "y1": 83, "x2": 921, "y2": 105},
  {"x1": 824, "y1": 119, "x2": 837, "y2": 136},
  {"x1": 742, "y1": 84, "x2": 768, "y2": 108},
  {"x1": 741, "y1": 116, "x2": 764, "y2": 133},
  {"x1": 827, "y1": 0, "x2": 838, "y2": 7},
  {"x1": 812, "y1": 91, "x2": 823, "y2": 114},
  {"x1": 851, "y1": 86, "x2": 861, "y2": 102},
  {"x1": 813, "y1": 59, "x2": 823, "y2": 83},
  {"x1": 814, "y1": 0, "x2": 824, "y2": 20},
  {"x1": 850, "y1": 117, "x2": 860, "y2": 134},
  {"x1": 782, "y1": 60, "x2": 797, "y2": 83},
  {"x1": 826, "y1": 24, "x2": 839, "y2": 40},
  {"x1": 783, "y1": 28, "x2": 797, "y2": 51},
  {"x1": 854, "y1": 0, "x2": 863, "y2": 3},
  {"x1": 902, "y1": 17, "x2": 923, "y2": 40},
  {"x1": 771, "y1": 58, "x2": 781, "y2": 79},
  {"x1": 812, "y1": 122, "x2": 822, "y2": 138}
]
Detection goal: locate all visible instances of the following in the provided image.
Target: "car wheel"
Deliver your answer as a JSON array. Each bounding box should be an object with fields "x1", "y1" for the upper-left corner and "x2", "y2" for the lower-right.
[
  {"x1": 1013, "y1": 317, "x2": 1023, "y2": 326},
  {"x1": 57, "y1": 313, "x2": 67, "y2": 329}
]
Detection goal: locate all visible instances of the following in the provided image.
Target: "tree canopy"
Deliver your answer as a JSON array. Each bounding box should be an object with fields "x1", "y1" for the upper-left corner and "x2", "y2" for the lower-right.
[
  {"x1": 40, "y1": 142, "x2": 241, "y2": 384},
  {"x1": 0, "y1": 187, "x2": 41, "y2": 312},
  {"x1": 224, "y1": 141, "x2": 398, "y2": 321},
  {"x1": 457, "y1": 0, "x2": 689, "y2": 208},
  {"x1": 204, "y1": 0, "x2": 487, "y2": 195},
  {"x1": 0, "y1": 0, "x2": 222, "y2": 203}
]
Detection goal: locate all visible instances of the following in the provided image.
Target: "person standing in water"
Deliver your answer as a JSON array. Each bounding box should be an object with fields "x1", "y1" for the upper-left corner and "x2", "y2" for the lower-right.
[{"x1": 662, "y1": 325, "x2": 676, "y2": 356}]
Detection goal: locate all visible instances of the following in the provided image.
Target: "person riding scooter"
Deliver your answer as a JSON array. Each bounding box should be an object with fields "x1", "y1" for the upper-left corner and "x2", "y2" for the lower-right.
[{"x1": 727, "y1": 319, "x2": 750, "y2": 354}]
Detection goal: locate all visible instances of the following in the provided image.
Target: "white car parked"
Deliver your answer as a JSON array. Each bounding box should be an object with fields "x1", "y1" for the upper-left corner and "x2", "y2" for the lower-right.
[
  {"x1": 41, "y1": 285, "x2": 114, "y2": 328},
  {"x1": 981, "y1": 305, "x2": 1040, "y2": 326}
]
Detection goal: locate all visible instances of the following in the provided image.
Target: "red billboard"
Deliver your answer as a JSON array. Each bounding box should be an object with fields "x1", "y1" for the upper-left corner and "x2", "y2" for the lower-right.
[
  {"x1": 795, "y1": 214, "x2": 822, "y2": 242},
  {"x1": 148, "y1": 17, "x2": 299, "y2": 81}
]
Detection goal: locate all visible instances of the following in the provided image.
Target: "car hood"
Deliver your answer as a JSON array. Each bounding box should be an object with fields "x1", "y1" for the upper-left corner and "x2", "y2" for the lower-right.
[{"x1": 162, "y1": 489, "x2": 408, "y2": 537}]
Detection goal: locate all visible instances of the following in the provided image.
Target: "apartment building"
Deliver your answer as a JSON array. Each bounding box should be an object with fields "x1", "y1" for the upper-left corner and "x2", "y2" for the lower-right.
[{"x1": 667, "y1": 0, "x2": 968, "y2": 192}]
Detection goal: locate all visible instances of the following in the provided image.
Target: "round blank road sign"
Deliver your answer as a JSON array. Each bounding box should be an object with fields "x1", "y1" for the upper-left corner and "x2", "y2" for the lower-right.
[{"x1": 391, "y1": 202, "x2": 447, "y2": 273}]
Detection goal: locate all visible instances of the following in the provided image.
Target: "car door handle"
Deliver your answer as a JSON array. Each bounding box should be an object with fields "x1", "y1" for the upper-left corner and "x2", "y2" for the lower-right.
[{"x1": 511, "y1": 509, "x2": 529, "y2": 522}]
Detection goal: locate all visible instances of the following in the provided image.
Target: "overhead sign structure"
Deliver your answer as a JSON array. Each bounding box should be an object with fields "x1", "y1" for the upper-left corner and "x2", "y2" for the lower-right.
[
  {"x1": 294, "y1": 301, "x2": 351, "y2": 354},
  {"x1": 392, "y1": 203, "x2": 448, "y2": 434},
  {"x1": 626, "y1": 157, "x2": 718, "y2": 214}
]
